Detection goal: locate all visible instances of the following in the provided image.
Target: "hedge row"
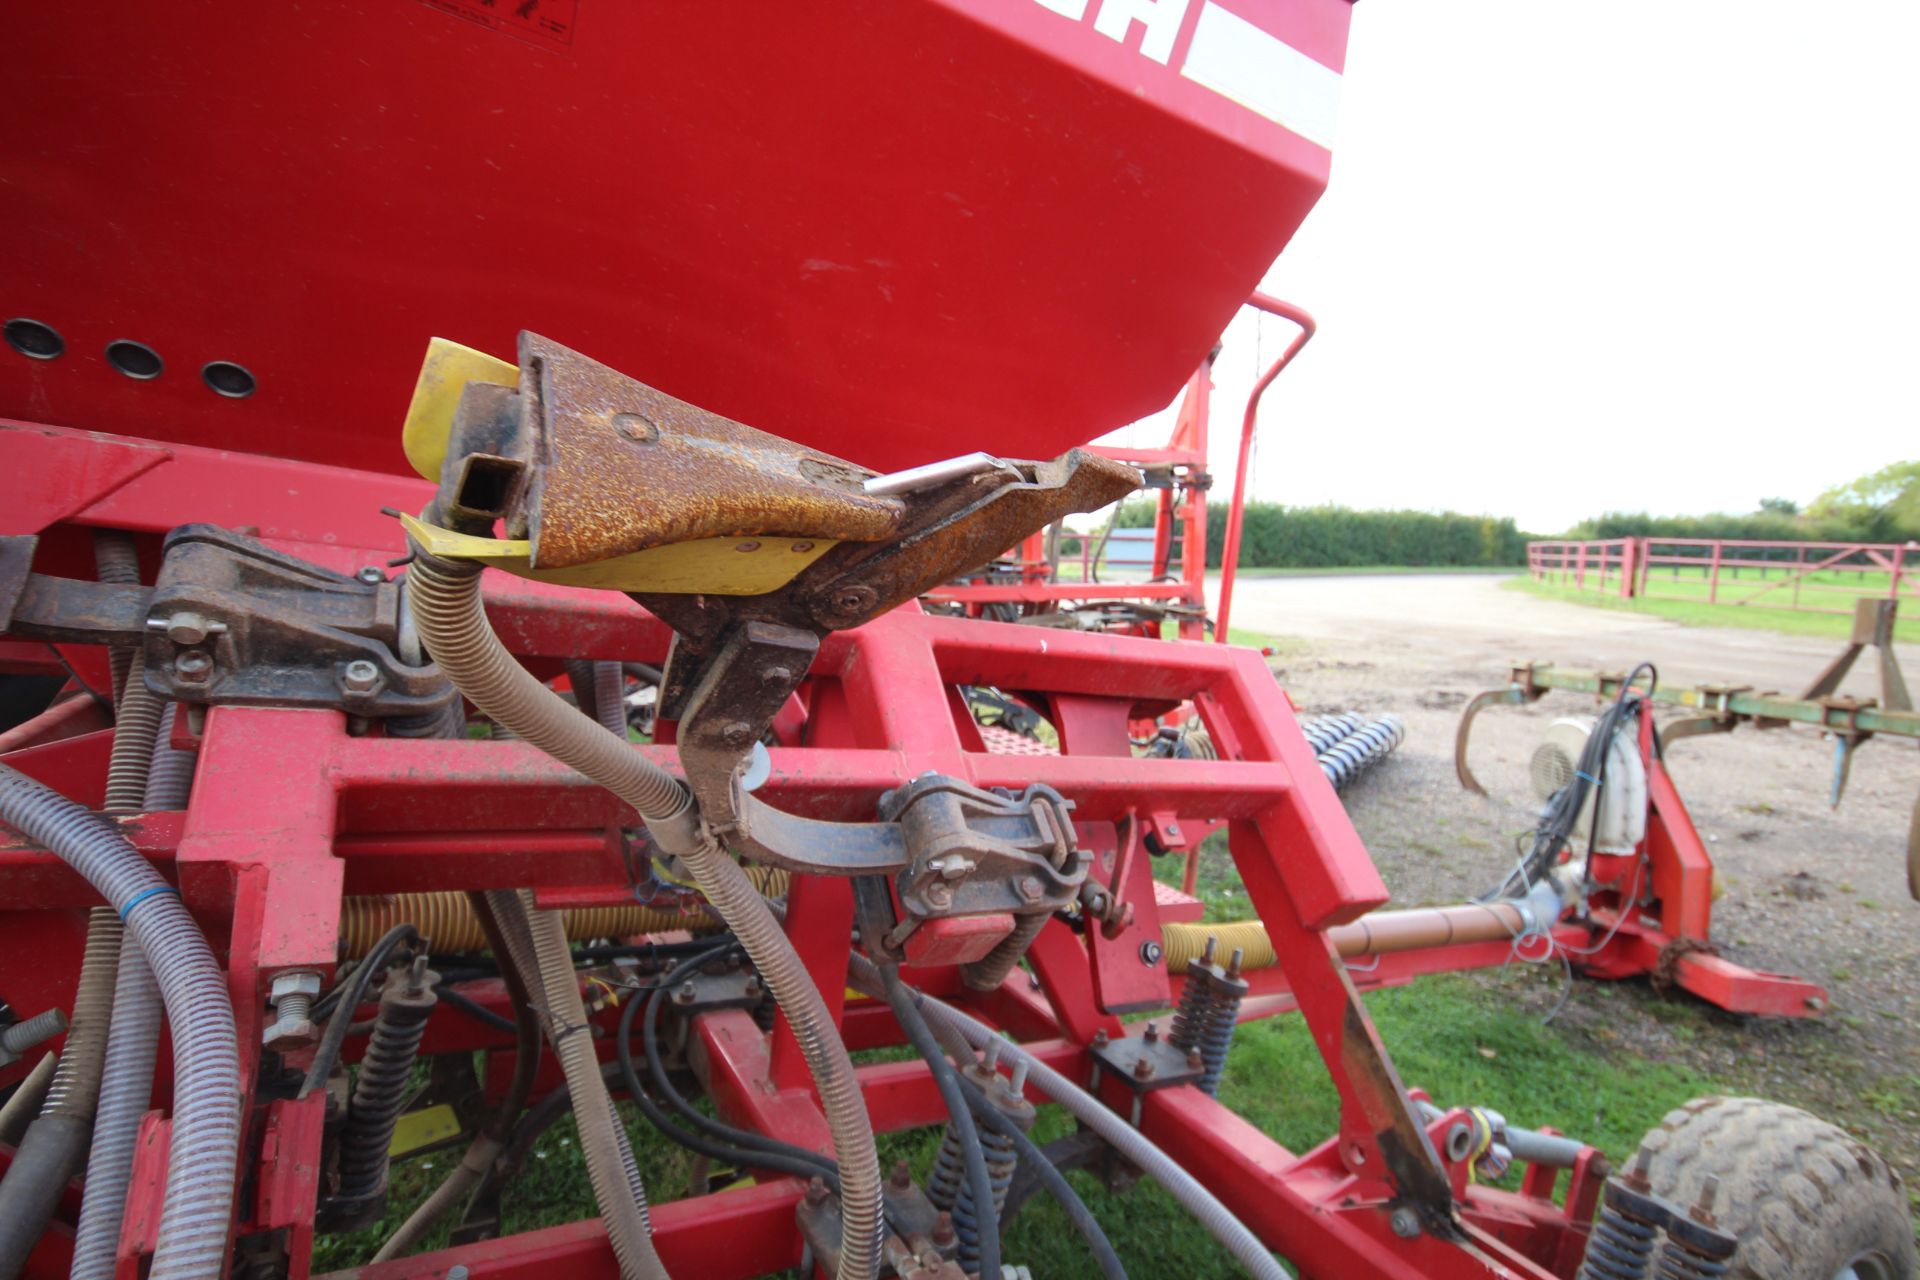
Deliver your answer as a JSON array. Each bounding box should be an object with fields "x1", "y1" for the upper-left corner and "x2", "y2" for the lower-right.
[
  {"x1": 1108, "y1": 500, "x2": 1528, "y2": 569},
  {"x1": 1572, "y1": 510, "x2": 1919, "y2": 544}
]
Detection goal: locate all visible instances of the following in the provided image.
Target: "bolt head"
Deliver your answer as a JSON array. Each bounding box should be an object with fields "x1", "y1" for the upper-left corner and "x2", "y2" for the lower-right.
[
  {"x1": 164, "y1": 611, "x2": 212, "y2": 646},
  {"x1": 674, "y1": 981, "x2": 698, "y2": 1004},
  {"x1": 342, "y1": 659, "x2": 381, "y2": 692},
  {"x1": 890, "y1": 1158, "x2": 913, "y2": 1189},
  {"x1": 1389, "y1": 1206, "x2": 1421, "y2": 1239},
  {"x1": 270, "y1": 971, "x2": 323, "y2": 999},
  {"x1": 924, "y1": 882, "x2": 953, "y2": 910},
  {"x1": 720, "y1": 721, "x2": 754, "y2": 748},
  {"x1": 355, "y1": 566, "x2": 386, "y2": 584},
  {"x1": 175, "y1": 650, "x2": 214, "y2": 684},
  {"x1": 1132, "y1": 1056, "x2": 1156, "y2": 1080},
  {"x1": 263, "y1": 1016, "x2": 318, "y2": 1051},
  {"x1": 931, "y1": 1211, "x2": 956, "y2": 1247},
  {"x1": 1017, "y1": 875, "x2": 1044, "y2": 901},
  {"x1": 734, "y1": 540, "x2": 761, "y2": 553},
  {"x1": 803, "y1": 1176, "x2": 830, "y2": 1207},
  {"x1": 761, "y1": 665, "x2": 793, "y2": 688},
  {"x1": 1186, "y1": 1048, "x2": 1204, "y2": 1070},
  {"x1": 1091, "y1": 1029, "x2": 1110, "y2": 1049},
  {"x1": 611, "y1": 411, "x2": 659, "y2": 444},
  {"x1": 1143, "y1": 1021, "x2": 1159, "y2": 1042},
  {"x1": 1138, "y1": 940, "x2": 1164, "y2": 966}
]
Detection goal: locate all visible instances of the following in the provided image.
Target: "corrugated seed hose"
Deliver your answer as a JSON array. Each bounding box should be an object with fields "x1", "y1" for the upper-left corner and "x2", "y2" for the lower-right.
[
  {"x1": 0, "y1": 765, "x2": 240, "y2": 1280},
  {"x1": 404, "y1": 554, "x2": 883, "y2": 1280},
  {"x1": 0, "y1": 907, "x2": 119, "y2": 1280}
]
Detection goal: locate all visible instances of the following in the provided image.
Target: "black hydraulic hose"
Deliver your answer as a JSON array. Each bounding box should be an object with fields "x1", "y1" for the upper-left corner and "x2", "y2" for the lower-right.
[
  {"x1": 300, "y1": 924, "x2": 421, "y2": 1097},
  {"x1": 437, "y1": 985, "x2": 517, "y2": 1034},
  {"x1": 876, "y1": 962, "x2": 1001, "y2": 1280},
  {"x1": 952, "y1": 1074, "x2": 1127, "y2": 1280},
  {"x1": 372, "y1": 895, "x2": 544, "y2": 1262}
]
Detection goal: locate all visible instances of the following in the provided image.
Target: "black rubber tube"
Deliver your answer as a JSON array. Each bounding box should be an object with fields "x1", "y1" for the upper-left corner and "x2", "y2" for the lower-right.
[
  {"x1": 876, "y1": 962, "x2": 1001, "y2": 1280},
  {"x1": 300, "y1": 924, "x2": 420, "y2": 1097}
]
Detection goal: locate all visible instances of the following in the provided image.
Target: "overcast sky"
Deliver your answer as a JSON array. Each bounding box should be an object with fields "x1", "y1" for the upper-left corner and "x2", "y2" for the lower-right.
[{"x1": 1102, "y1": 2, "x2": 1920, "y2": 535}]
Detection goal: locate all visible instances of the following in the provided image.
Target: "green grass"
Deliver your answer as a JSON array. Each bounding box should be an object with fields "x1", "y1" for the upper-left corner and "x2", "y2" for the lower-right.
[
  {"x1": 318, "y1": 967, "x2": 1714, "y2": 1279},
  {"x1": 1507, "y1": 575, "x2": 1920, "y2": 641}
]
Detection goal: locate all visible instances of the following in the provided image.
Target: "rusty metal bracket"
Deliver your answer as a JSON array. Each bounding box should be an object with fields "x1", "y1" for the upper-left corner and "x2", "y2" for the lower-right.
[
  {"x1": 1800, "y1": 598, "x2": 1911, "y2": 711},
  {"x1": 1, "y1": 527, "x2": 455, "y2": 723}
]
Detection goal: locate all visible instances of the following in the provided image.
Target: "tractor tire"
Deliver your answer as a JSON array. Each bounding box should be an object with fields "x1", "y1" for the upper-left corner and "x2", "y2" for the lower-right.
[{"x1": 1633, "y1": 1095, "x2": 1915, "y2": 1280}]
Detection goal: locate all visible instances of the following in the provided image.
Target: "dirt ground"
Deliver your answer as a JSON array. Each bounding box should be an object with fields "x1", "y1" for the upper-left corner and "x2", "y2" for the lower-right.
[{"x1": 1213, "y1": 572, "x2": 1920, "y2": 1188}]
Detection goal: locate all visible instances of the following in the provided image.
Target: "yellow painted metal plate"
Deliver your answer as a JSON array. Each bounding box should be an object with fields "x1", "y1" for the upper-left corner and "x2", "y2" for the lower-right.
[
  {"x1": 399, "y1": 513, "x2": 837, "y2": 595},
  {"x1": 401, "y1": 338, "x2": 519, "y2": 481},
  {"x1": 389, "y1": 1103, "x2": 462, "y2": 1157}
]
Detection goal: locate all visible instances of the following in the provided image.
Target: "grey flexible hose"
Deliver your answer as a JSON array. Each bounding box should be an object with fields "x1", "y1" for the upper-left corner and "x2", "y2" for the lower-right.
[
  {"x1": 406, "y1": 554, "x2": 882, "y2": 1280},
  {"x1": 524, "y1": 898, "x2": 664, "y2": 1280},
  {"x1": 103, "y1": 650, "x2": 162, "y2": 812},
  {"x1": 69, "y1": 934, "x2": 161, "y2": 1280},
  {"x1": 91, "y1": 532, "x2": 140, "y2": 706},
  {"x1": 845, "y1": 953, "x2": 1288, "y2": 1280},
  {"x1": 143, "y1": 704, "x2": 197, "y2": 810},
  {"x1": 0, "y1": 907, "x2": 121, "y2": 1280},
  {"x1": 0, "y1": 765, "x2": 241, "y2": 1280}
]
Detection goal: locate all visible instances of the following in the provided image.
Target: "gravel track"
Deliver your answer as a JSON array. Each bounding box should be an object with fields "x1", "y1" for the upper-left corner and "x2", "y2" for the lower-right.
[{"x1": 1215, "y1": 572, "x2": 1920, "y2": 1191}]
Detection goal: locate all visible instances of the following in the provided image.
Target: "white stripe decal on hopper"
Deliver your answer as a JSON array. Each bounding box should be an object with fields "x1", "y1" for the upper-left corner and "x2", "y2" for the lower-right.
[{"x1": 1179, "y1": 1, "x2": 1342, "y2": 150}]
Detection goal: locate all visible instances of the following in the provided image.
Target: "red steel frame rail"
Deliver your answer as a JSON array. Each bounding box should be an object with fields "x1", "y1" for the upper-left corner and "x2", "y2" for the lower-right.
[{"x1": 0, "y1": 421, "x2": 1603, "y2": 1279}]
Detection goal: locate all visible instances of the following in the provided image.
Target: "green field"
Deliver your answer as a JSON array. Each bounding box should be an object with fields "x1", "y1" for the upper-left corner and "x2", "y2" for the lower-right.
[{"x1": 1510, "y1": 572, "x2": 1920, "y2": 641}]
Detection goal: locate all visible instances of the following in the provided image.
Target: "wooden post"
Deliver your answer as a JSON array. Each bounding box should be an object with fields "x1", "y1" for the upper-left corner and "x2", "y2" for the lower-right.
[{"x1": 1708, "y1": 542, "x2": 1723, "y2": 604}]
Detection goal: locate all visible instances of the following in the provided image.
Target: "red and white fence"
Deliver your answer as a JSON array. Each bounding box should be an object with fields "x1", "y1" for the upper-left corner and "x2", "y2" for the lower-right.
[{"x1": 1527, "y1": 537, "x2": 1920, "y2": 616}]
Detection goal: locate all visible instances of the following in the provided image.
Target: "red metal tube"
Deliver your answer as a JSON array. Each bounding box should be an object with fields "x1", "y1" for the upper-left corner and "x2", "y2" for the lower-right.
[{"x1": 1216, "y1": 295, "x2": 1315, "y2": 642}]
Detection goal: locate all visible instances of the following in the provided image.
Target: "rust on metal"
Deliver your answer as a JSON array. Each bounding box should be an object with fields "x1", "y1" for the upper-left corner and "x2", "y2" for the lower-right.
[{"x1": 512, "y1": 333, "x2": 905, "y2": 568}]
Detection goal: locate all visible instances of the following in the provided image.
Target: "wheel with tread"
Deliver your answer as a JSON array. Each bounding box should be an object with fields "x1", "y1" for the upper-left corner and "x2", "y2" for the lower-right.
[{"x1": 1632, "y1": 1095, "x2": 1914, "y2": 1280}]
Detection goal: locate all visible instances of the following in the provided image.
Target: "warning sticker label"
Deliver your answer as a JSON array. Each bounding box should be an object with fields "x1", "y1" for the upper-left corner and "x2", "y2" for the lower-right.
[{"x1": 416, "y1": 0, "x2": 580, "y2": 53}]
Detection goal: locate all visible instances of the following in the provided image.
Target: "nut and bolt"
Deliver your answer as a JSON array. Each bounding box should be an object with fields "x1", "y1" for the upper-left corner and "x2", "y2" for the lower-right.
[
  {"x1": 1690, "y1": 1174, "x2": 1722, "y2": 1224},
  {"x1": 804, "y1": 1176, "x2": 831, "y2": 1208},
  {"x1": 890, "y1": 1159, "x2": 913, "y2": 1189},
  {"x1": 262, "y1": 969, "x2": 323, "y2": 1050},
  {"x1": 1186, "y1": 1048, "x2": 1204, "y2": 1071},
  {"x1": 1389, "y1": 1206, "x2": 1421, "y2": 1239},
  {"x1": 924, "y1": 881, "x2": 954, "y2": 910},
  {"x1": 175, "y1": 650, "x2": 214, "y2": 685},
  {"x1": 1143, "y1": 1021, "x2": 1159, "y2": 1043},
  {"x1": 760, "y1": 665, "x2": 793, "y2": 688},
  {"x1": 674, "y1": 981, "x2": 698, "y2": 1005},
  {"x1": 1090, "y1": 1028, "x2": 1110, "y2": 1049},
  {"x1": 1017, "y1": 875, "x2": 1044, "y2": 902},
  {"x1": 825, "y1": 585, "x2": 878, "y2": 617},
  {"x1": 1132, "y1": 1056, "x2": 1156, "y2": 1081},
  {"x1": 720, "y1": 720, "x2": 754, "y2": 748},
  {"x1": 355, "y1": 566, "x2": 386, "y2": 584},
  {"x1": 341, "y1": 659, "x2": 381, "y2": 693},
  {"x1": 743, "y1": 975, "x2": 763, "y2": 998},
  {"x1": 1138, "y1": 940, "x2": 1164, "y2": 967},
  {"x1": 153, "y1": 611, "x2": 222, "y2": 646},
  {"x1": 931, "y1": 1211, "x2": 956, "y2": 1247}
]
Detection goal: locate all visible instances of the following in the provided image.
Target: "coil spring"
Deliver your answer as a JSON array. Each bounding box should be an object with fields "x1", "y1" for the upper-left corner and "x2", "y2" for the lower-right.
[
  {"x1": 1318, "y1": 714, "x2": 1406, "y2": 793},
  {"x1": 953, "y1": 1126, "x2": 1017, "y2": 1274},
  {"x1": 926, "y1": 1123, "x2": 967, "y2": 1212},
  {"x1": 1656, "y1": 1244, "x2": 1729, "y2": 1280},
  {"x1": 1577, "y1": 1182, "x2": 1664, "y2": 1280},
  {"x1": 1300, "y1": 712, "x2": 1364, "y2": 756},
  {"x1": 1195, "y1": 980, "x2": 1243, "y2": 1096},
  {"x1": 335, "y1": 963, "x2": 439, "y2": 1207},
  {"x1": 1168, "y1": 957, "x2": 1214, "y2": 1054}
]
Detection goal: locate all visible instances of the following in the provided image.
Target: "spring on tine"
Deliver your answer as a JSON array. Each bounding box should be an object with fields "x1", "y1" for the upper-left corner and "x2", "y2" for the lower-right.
[
  {"x1": 1655, "y1": 1176, "x2": 1738, "y2": 1280},
  {"x1": 1577, "y1": 1153, "x2": 1669, "y2": 1280},
  {"x1": 331, "y1": 956, "x2": 440, "y2": 1225}
]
